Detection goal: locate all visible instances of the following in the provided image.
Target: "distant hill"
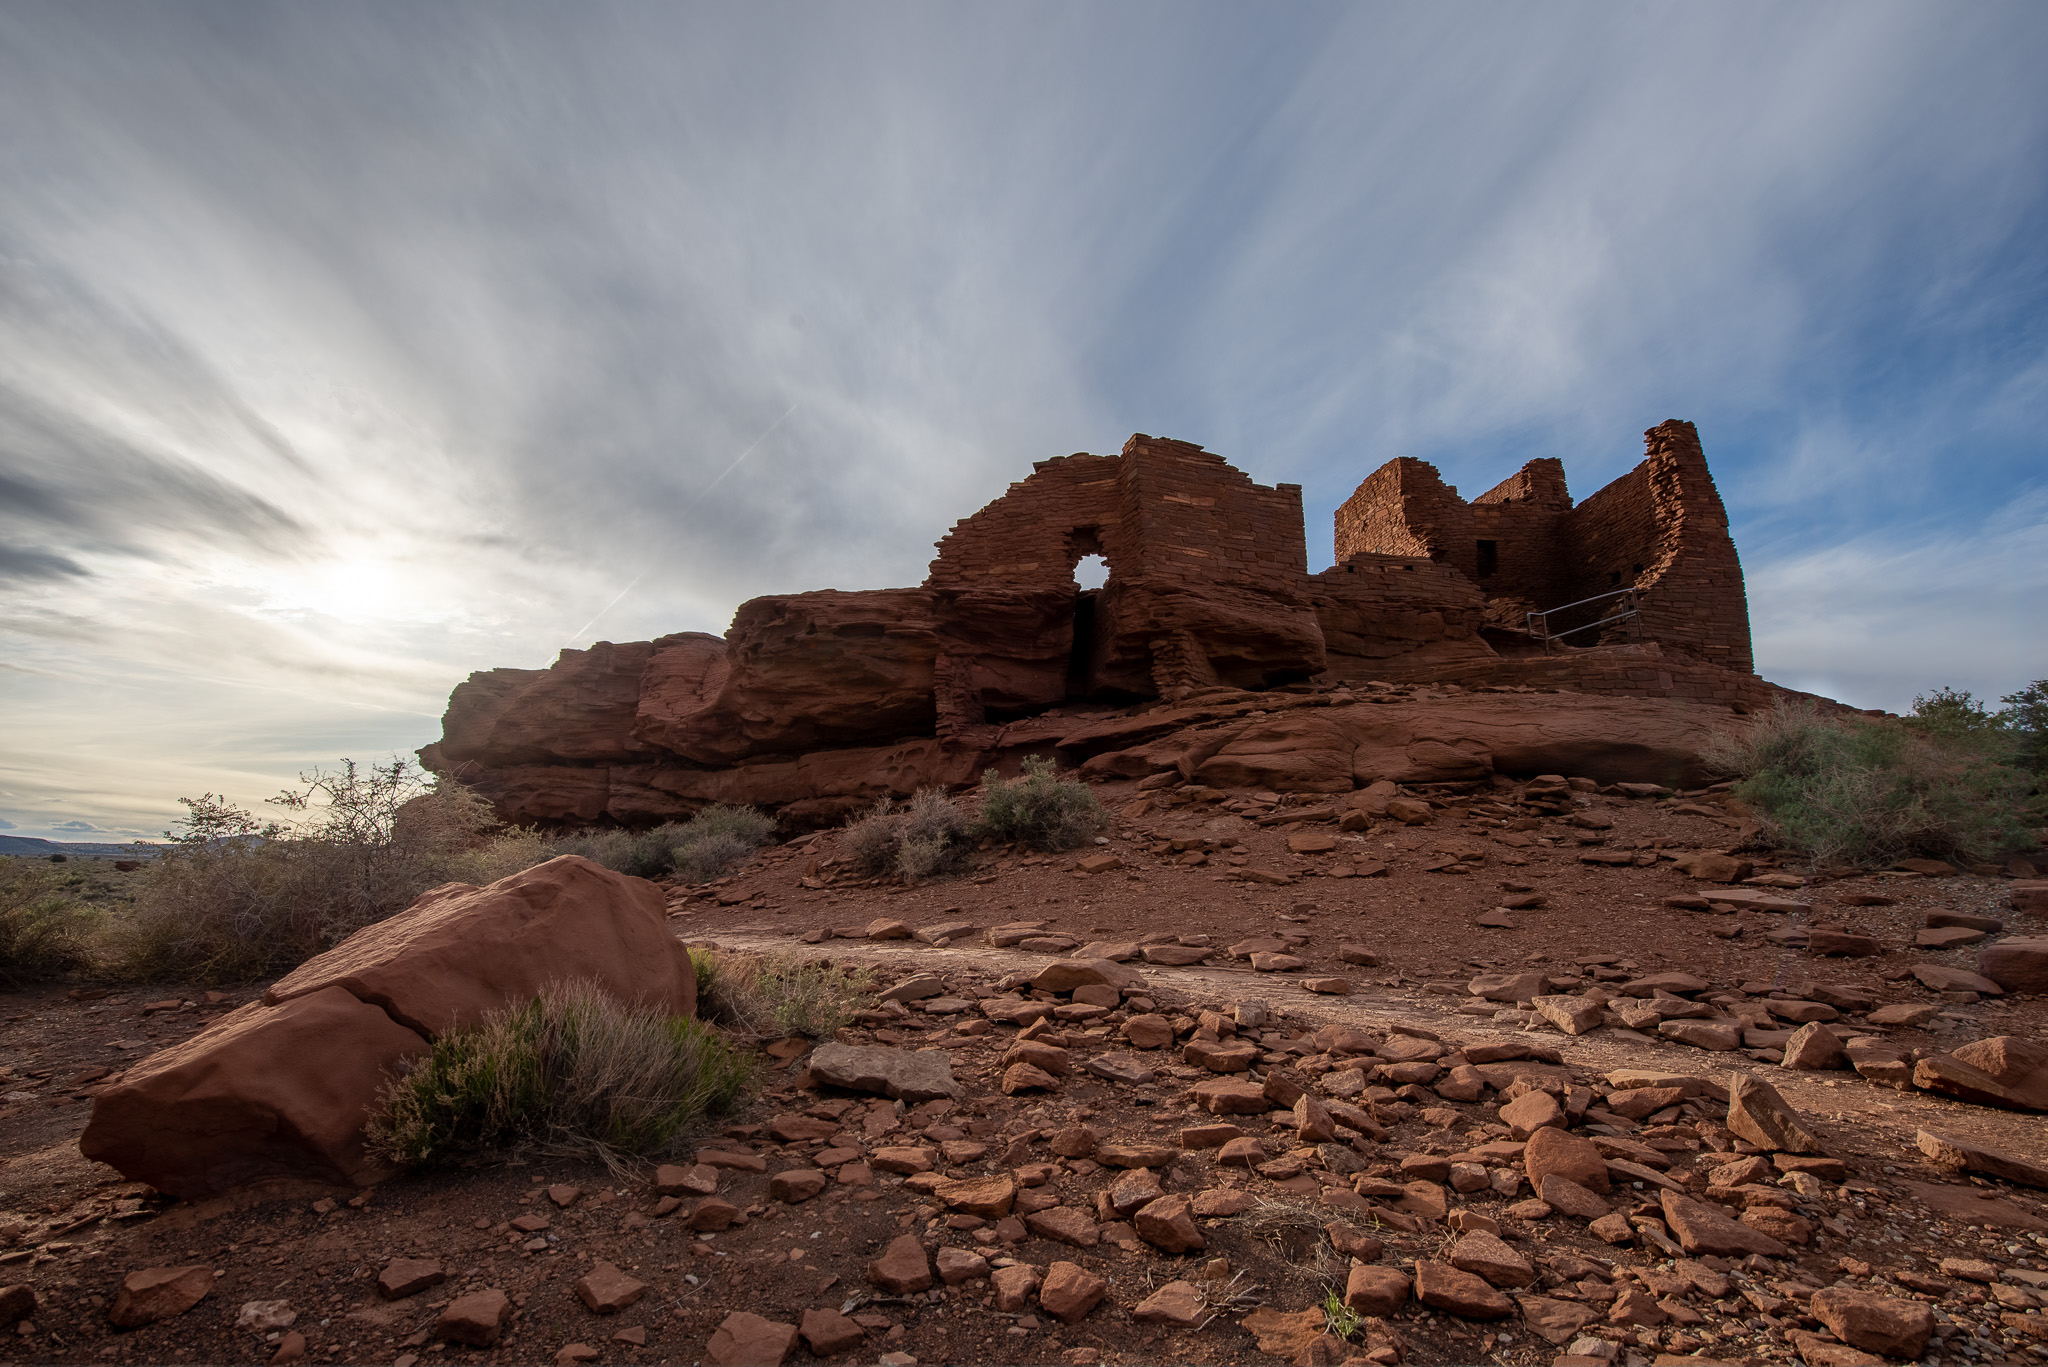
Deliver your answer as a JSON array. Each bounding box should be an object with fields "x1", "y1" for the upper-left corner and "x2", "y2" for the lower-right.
[{"x1": 0, "y1": 835, "x2": 162, "y2": 860}]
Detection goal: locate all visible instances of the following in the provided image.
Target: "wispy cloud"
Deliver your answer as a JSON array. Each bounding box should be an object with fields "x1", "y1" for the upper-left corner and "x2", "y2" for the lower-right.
[{"x1": 0, "y1": 2, "x2": 2042, "y2": 834}]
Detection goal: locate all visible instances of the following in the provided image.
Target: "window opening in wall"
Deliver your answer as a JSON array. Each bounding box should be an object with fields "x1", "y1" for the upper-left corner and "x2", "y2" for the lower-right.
[
  {"x1": 1632, "y1": 563, "x2": 1644, "y2": 577},
  {"x1": 1609, "y1": 570, "x2": 1623, "y2": 587},
  {"x1": 1475, "y1": 540, "x2": 1498, "y2": 578},
  {"x1": 1072, "y1": 554, "x2": 1108, "y2": 590}
]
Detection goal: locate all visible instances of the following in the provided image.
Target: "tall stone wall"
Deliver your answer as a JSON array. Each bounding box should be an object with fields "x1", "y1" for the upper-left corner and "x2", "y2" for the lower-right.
[
  {"x1": 1557, "y1": 420, "x2": 1752, "y2": 673},
  {"x1": 1332, "y1": 421, "x2": 1751, "y2": 672}
]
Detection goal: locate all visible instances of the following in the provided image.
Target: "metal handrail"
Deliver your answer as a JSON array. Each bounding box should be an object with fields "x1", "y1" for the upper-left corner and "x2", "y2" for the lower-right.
[{"x1": 1525, "y1": 587, "x2": 1642, "y2": 651}]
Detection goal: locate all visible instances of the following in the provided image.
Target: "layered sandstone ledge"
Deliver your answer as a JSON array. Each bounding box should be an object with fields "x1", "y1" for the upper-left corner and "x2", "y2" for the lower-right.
[{"x1": 424, "y1": 424, "x2": 1782, "y2": 828}]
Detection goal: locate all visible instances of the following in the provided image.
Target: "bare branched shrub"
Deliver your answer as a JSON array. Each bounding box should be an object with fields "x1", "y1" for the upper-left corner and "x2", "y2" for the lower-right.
[
  {"x1": 839, "y1": 789, "x2": 969, "y2": 882},
  {"x1": 111, "y1": 760, "x2": 502, "y2": 984},
  {"x1": 369, "y1": 979, "x2": 752, "y2": 1171}
]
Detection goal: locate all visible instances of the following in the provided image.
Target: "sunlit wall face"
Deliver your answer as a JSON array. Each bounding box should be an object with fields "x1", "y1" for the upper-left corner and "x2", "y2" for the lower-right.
[{"x1": 2, "y1": 3, "x2": 2045, "y2": 841}]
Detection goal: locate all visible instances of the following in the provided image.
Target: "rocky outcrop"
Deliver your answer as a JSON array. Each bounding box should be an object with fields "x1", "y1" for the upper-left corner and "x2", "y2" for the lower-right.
[
  {"x1": 424, "y1": 428, "x2": 1770, "y2": 826},
  {"x1": 79, "y1": 857, "x2": 692, "y2": 1198}
]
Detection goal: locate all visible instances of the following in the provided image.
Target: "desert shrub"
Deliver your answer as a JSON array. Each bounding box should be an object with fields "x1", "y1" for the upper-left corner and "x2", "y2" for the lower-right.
[
  {"x1": 693, "y1": 949, "x2": 877, "y2": 1039},
  {"x1": 369, "y1": 979, "x2": 752, "y2": 1170},
  {"x1": 0, "y1": 858, "x2": 97, "y2": 986},
  {"x1": 546, "y1": 805, "x2": 774, "y2": 884},
  {"x1": 110, "y1": 760, "x2": 502, "y2": 984},
  {"x1": 1707, "y1": 700, "x2": 2030, "y2": 869},
  {"x1": 971, "y1": 755, "x2": 1107, "y2": 851},
  {"x1": 840, "y1": 789, "x2": 970, "y2": 882}
]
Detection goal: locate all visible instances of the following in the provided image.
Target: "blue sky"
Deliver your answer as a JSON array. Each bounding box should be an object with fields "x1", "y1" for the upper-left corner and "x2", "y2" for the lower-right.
[{"x1": 2, "y1": 2, "x2": 2045, "y2": 840}]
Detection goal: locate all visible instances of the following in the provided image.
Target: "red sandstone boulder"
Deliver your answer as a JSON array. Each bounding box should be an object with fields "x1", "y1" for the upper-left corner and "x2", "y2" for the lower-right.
[
  {"x1": 642, "y1": 589, "x2": 942, "y2": 764},
  {"x1": 79, "y1": 986, "x2": 427, "y2": 1198},
  {"x1": 82, "y1": 857, "x2": 693, "y2": 1199},
  {"x1": 264, "y1": 855, "x2": 693, "y2": 1037},
  {"x1": 437, "y1": 639, "x2": 668, "y2": 766}
]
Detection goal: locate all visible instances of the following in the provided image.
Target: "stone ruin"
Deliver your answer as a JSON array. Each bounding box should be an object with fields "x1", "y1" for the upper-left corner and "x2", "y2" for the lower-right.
[{"x1": 423, "y1": 419, "x2": 1768, "y2": 825}]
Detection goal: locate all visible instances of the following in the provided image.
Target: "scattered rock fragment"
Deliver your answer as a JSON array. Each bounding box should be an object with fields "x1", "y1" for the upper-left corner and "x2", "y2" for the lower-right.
[
  {"x1": 109, "y1": 1266, "x2": 214, "y2": 1328},
  {"x1": 807, "y1": 1043, "x2": 960, "y2": 1101},
  {"x1": 867, "y1": 1235, "x2": 933, "y2": 1294},
  {"x1": 437, "y1": 1288, "x2": 513, "y2": 1348},
  {"x1": 1808, "y1": 1288, "x2": 1935, "y2": 1360},
  {"x1": 1725, "y1": 1073, "x2": 1820, "y2": 1152},
  {"x1": 708, "y1": 1311, "x2": 799, "y2": 1367},
  {"x1": 1037, "y1": 1261, "x2": 1106, "y2": 1323}
]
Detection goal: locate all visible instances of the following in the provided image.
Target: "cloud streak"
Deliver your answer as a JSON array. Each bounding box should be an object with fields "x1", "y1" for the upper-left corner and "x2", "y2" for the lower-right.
[{"x1": 0, "y1": 2, "x2": 2043, "y2": 836}]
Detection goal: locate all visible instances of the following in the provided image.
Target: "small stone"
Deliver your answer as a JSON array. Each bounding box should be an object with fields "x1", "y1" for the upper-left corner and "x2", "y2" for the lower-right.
[
  {"x1": 1095, "y1": 1141, "x2": 1177, "y2": 1168},
  {"x1": 1916, "y1": 1129, "x2": 2048, "y2": 1189},
  {"x1": 867, "y1": 918, "x2": 913, "y2": 940},
  {"x1": 991, "y1": 1263, "x2": 1041, "y2": 1312},
  {"x1": 109, "y1": 1266, "x2": 214, "y2": 1328},
  {"x1": 1808, "y1": 1288, "x2": 1935, "y2": 1360},
  {"x1": 1779, "y1": 1022, "x2": 1848, "y2": 1071},
  {"x1": 800, "y1": 1306, "x2": 865, "y2": 1356},
  {"x1": 1726, "y1": 1073, "x2": 1821, "y2": 1152},
  {"x1": 867, "y1": 1235, "x2": 933, "y2": 1294},
  {"x1": 769, "y1": 1169, "x2": 827, "y2": 1203},
  {"x1": 935, "y1": 1247, "x2": 990, "y2": 1285},
  {"x1": 1191, "y1": 1078, "x2": 1271, "y2": 1115},
  {"x1": 1134, "y1": 1195, "x2": 1205, "y2": 1253},
  {"x1": 1538, "y1": 1175, "x2": 1612, "y2": 1219},
  {"x1": 932, "y1": 1175, "x2": 1018, "y2": 1218},
  {"x1": 689, "y1": 1196, "x2": 741, "y2": 1231},
  {"x1": 1533, "y1": 995, "x2": 1603, "y2": 1035},
  {"x1": 807, "y1": 1043, "x2": 961, "y2": 1102},
  {"x1": 1498, "y1": 1089, "x2": 1564, "y2": 1139},
  {"x1": 1658, "y1": 1019, "x2": 1741, "y2": 1050},
  {"x1": 235, "y1": 1300, "x2": 298, "y2": 1333},
  {"x1": 1606, "y1": 1286, "x2": 1667, "y2": 1327},
  {"x1": 377, "y1": 1258, "x2": 446, "y2": 1300},
  {"x1": 1037, "y1": 1261, "x2": 1106, "y2": 1323},
  {"x1": 437, "y1": 1289, "x2": 513, "y2": 1348},
  {"x1": 707, "y1": 1310, "x2": 799, "y2": 1366},
  {"x1": 1658, "y1": 1190, "x2": 1789, "y2": 1257},
  {"x1": 1345, "y1": 1264, "x2": 1411, "y2": 1316},
  {"x1": 1338, "y1": 944, "x2": 1380, "y2": 965},
  {"x1": 1, "y1": 1285, "x2": 38, "y2": 1325},
  {"x1": 573, "y1": 1262, "x2": 647, "y2": 1314},
  {"x1": 1449, "y1": 1231, "x2": 1535, "y2": 1288},
  {"x1": 1514, "y1": 1295, "x2": 1597, "y2": 1346},
  {"x1": 1413, "y1": 1261, "x2": 1513, "y2": 1318},
  {"x1": 656, "y1": 1162, "x2": 718, "y2": 1196},
  {"x1": 1121, "y1": 1014, "x2": 1175, "y2": 1049},
  {"x1": 269, "y1": 1331, "x2": 308, "y2": 1364},
  {"x1": 1024, "y1": 1207, "x2": 1099, "y2": 1247},
  {"x1": 1132, "y1": 1279, "x2": 1206, "y2": 1327},
  {"x1": 1003, "y1": 1062, "x2": 1059, "y2": 1094},
  {"x1": 546, "y1": 1184, "x2": 581, "y2": 1207},
  {"x1": 1523, "y1": 1124, "x2": 1609, "y2": 1193},
  {"x1": 1295, "y1": 1093, "x2": 1337, "y2": 1143},
  {"x1": 1303, "y1": 977, "x2": 1353, "y2": 995}
]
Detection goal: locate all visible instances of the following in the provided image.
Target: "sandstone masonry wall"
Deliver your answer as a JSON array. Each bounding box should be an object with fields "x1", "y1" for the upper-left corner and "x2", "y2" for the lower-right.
[{"x1": 1331, "y1": 420, "x2": 1752, "y2": 672}]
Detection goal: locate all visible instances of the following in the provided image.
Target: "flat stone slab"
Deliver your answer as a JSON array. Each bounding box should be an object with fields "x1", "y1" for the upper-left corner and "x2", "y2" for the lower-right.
[{"x1": 807, "y1": 1044, "x2": 960, "y2": 1102}]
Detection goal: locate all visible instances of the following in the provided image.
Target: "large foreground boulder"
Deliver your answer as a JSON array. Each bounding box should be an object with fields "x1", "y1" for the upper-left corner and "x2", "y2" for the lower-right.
[
  {"x1": 80, "y1": 856, "x2": 692, "y2": 1198},
  {"x1": 264, "y1": 855, "x2": 694, "y2": 1035},
  {"x1": 79, "y1": 986, "x2": 427, "y2": 1197}
]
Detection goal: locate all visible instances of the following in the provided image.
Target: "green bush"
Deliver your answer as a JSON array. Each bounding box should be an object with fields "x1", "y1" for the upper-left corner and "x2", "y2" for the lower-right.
[
  {"x1": 0, "y1": 858, "x2": 97, "y2": 986},
  {"x1": 694, "y1": 949, "x2": 877, "y2": 1039},
  {"x1": 546, "y1": 805, "x2": 774, "y2": 884},
  {"x1": 369, "y1": 979, "x2": 752, "y2": 1169},
  {"x1": 971, "y1": 755, "x2": 1107, "y2": 852},
  {"x1": 1708, "y1": 700, "x2": 2031, "y2": 869},
  {"x1": 841, "y1": 789, "x2": 971, "y2": 883}
]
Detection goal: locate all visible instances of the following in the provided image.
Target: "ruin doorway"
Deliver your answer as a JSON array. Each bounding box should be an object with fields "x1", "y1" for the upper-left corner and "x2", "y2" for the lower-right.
[{"x1": 1064, "y1": 530, "x2": 1113, "y2": 700}]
